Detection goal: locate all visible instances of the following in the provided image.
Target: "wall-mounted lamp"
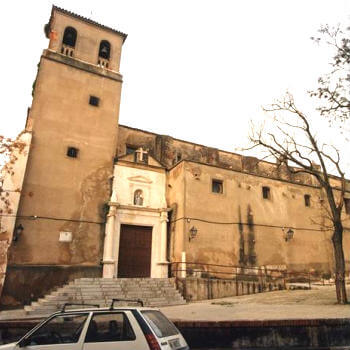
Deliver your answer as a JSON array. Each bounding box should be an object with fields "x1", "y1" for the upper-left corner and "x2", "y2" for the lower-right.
[
  {"x1": 282, "y1": 227, "x2": 294, "y2": 242},
  {"x1": 13, "y1": 224, "x2": 24, "y2": 242},
  {"x1": 189, "y1": 226, "x2": 198, "y2": 242}
]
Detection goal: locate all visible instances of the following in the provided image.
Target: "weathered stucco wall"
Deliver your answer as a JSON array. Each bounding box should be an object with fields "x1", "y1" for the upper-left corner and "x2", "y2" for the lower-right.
[
  {"x1": 166, "y1": 162, "x2": 186, "y2": 263},
  {"x1": 8, "y1": 53, "x2": 121, "y2": 266},
  {"x1": 118, "y1": 125, "x2": 350, "y2": 275},
  {"x1": 187, "y1": 161, "x2": 339, "y2": 272},
  {"x1": 2, "y1": 8, "x2": 125, "y2": 307},
  {"x1": 166, "y1": 161, "x2": 350, "y2": 275}
]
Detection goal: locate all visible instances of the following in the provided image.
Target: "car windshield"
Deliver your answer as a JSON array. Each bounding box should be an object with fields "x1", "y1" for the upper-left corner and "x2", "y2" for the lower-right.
[{"x1": 141, "y1": 310, "x2": 179, "y2": 338}]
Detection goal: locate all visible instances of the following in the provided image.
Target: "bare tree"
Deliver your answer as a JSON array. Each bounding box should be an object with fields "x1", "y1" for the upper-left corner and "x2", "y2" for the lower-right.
[
  {"x1": 0, "y1": 133, "x2": 27, "y2": 298},
  {"x1": 0, "y1": 134, "x2": 26, "y2": 214},
  {"x1": 248, "y1": 93, "x2": 348, "y2": 304},
  {"x1": 310, "y1": 25, "x2": 350, "y2": 124}
]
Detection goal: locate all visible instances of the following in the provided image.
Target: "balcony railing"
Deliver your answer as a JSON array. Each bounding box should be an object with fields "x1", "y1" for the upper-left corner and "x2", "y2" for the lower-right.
[
  {"x1": 61, "y1": 44, "x2": 74, "y2": 57},
  {"x1": 98, "y1": 57, "x2": 109, "y2": 69}
]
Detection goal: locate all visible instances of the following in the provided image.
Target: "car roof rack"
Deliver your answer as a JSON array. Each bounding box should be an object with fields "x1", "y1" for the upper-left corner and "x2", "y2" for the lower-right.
[
  {"x1": 109, "y1": 298, "x2": 144, "y2": 310},
  {"x1": 61, "y1": 303, "x2": 100, "y2": 312}
]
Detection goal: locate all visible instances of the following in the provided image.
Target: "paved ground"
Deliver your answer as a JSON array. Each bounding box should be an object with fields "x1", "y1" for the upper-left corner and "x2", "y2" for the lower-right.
[
  {"x1": 160, "y1": 285, "x2": 350, "y2": 321},
  {"x1": 1, "y1": 284, "x2": 349, "y2": 322}
]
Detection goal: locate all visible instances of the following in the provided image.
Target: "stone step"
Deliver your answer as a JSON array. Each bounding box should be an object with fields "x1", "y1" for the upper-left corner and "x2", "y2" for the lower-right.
[
  {"x1": 18, "y1": 278, "x2": 185, "y2": 316},
  {"x1": 51, "y1": 293, "x2": 181, "y2": 301},
  {"x1": 73, "y1": 282, "x2": 174, "y2": 287},
  {"x1": 50, "y1": 289, "x2": 178, "y2": 297}
]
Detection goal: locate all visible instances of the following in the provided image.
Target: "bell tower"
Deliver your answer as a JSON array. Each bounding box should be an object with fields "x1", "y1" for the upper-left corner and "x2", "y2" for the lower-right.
[{"x1": 2, "y1": 6, "x2": 127, "y2": 306}]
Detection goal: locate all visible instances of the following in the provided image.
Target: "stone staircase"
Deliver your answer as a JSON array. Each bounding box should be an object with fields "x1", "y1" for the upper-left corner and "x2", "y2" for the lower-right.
[{"x1": 6, "y1": 278, "x2": 185, "y2": 318}]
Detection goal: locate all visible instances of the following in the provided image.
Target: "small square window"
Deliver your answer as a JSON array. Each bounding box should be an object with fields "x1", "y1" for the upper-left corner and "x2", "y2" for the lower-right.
[
  {"x1": 67, "y1": 147, "x2": 78, "y2": 158},
  {"x1": 212, "y1": 179, "x2": 223, "y2": 194},
  {"x1": 345, "y1": 198, "x2": 350, "y2": 215},
  {"x1": 262, "y1": 186, "x2": 270, "y2": 199},
  {"x1": 304, "y1": 194, "x2": 311, "y2": 207},
  {"x1": 89, "y1": 95, "x2": 100, "y2": 107}
]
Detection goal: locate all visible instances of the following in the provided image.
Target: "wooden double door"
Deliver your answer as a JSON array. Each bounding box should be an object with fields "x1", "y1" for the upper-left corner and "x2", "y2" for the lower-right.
[{"x1": 117, "y1": 224, "x2": 153, "y2": 278}]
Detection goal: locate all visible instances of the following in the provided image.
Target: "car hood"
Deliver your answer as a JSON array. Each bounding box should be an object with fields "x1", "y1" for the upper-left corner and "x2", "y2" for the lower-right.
[{"x1": 0, "y1": 342, "x2": 17, "y2": 350}]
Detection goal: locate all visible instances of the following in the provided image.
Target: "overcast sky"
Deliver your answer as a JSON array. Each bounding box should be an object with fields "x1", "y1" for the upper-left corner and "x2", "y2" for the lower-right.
[{"x1": 1, "y1": 1, "x2": 349, "y2": 166}]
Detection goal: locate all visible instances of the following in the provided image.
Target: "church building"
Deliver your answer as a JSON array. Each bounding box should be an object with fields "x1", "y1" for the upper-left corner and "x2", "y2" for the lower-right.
[{"x1": 1, "y1": 6, "x2": 350, "y2": 307}]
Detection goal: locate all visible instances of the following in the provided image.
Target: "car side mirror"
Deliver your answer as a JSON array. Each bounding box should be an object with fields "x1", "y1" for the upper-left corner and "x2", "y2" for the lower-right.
[{"x1": 18, "y1": 338, "x2": 30, "y2": 348}]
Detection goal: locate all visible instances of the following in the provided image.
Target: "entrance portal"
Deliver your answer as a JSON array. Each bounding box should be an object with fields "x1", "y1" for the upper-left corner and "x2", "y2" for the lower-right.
[{"x1": 117, "y1": 224, "x2": 152, "y2": 277}]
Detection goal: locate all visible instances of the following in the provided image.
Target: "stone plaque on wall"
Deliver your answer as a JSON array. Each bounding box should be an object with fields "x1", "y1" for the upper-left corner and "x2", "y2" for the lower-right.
[{"x1": 59, "y1": 231, "x2": 72, "y2": 242}]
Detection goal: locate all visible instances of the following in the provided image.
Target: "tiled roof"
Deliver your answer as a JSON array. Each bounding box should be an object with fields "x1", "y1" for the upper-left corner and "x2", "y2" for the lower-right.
[{"x1": 47, "y1": 5, "x2": 127, "y2": 42}]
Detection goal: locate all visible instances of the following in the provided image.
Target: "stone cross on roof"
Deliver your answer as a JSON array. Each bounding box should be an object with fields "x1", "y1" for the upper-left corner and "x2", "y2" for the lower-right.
[{"x1": 135, "y1": 147, "x2": 148, "y2": 162}]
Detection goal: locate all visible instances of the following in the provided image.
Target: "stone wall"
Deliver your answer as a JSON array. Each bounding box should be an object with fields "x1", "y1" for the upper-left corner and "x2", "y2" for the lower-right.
[
  {"x1": 1, "y1": 265, "x2": 101, "y2": 308},
  {"x1": 177, "y1": 277, "x2": 284, "y2": 302}
]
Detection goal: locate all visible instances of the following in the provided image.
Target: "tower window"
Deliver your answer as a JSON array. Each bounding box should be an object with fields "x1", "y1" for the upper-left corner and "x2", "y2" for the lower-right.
[
  {"x1": 98, "y1": 40, "x2": 111, "y2": 68},
  {"x1": 304, "y1": 194, "x2": 311, "y2": 207},
  {"x1": 67, "y1": 147, "x2": 78, "y2": 158},
  {"x1": 62, "y1": 27, "x2": 77, "y2": 47},
  {"x1": 89, "y1": 96, "x2": 100, "y2": 107},
  {"x1": 99, "y1": 40, "x2": 111, "y2": 60},
  {"x1": 212, "y1": 179, "x2": 223, "y2": 194},
  {"x1": 345, "y1": 198, "x2": 350, "y2": 214},
  {"x1": 262, "y1": 186, "x2": 270, "y2": 199},
  {"x1": 61, "y1": 27, "x2": 77, "y2": 56}
]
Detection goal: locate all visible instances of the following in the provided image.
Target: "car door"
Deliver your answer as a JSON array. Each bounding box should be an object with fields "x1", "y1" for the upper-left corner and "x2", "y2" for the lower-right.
[
  {"x1": 14, "y1": 313, "x2": 89, "y2": 350},
  {"x1": 82, "y1": 311, "x2": 148, "y2": 350}
]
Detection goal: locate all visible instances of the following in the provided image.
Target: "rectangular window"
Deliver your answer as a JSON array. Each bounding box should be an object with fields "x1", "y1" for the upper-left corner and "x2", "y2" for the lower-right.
[
  {"x1": 304, "y1": 194, "x2": 311, "y2": 207},
  {"x1": 345, "y1": 198, "x2": 350, "y2": 215},
  {"x1": 89, "y1": 95, "x2": 100, "y2": 107},
  {"x1": 262, "y1": 186, "x2": 270, "y2": 199},
  {"x1": 67, "y1": 147, "x2": 78, "y2": 158},
  {"x1": 212, "y1": 179, "x2": 223, "y2": 194},
  {"x1": 85, "y1": 312, "x2": 135, "y2": 343},
  {"x1": 141, "y1": 310, "x2": 179, "y2": 338}
]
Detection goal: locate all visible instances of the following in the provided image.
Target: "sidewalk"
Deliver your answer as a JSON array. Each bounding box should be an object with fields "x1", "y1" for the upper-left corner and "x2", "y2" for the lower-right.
[{"x1": 160, "y1": 285, "x2": 350, "y2": 321}]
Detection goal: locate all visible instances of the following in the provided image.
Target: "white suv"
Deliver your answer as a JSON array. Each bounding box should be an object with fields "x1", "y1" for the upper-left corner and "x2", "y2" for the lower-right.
[{"x1": 0, "y1": 300, "x2": 189, "y2": 350}]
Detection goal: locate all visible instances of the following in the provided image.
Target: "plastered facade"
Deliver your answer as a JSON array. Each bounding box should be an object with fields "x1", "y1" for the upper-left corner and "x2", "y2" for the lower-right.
[
  {"x1": 102, "y1": 154, "x2": 169, "y2": 279},
  {"x1": 118, "y1": 125, "x2": 350, "y2": 276}
]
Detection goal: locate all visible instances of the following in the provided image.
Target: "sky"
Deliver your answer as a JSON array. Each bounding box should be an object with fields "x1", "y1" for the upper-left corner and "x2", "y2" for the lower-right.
[{"x1": 1, "y1": 0, "x2": 349, "y2": 168}]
